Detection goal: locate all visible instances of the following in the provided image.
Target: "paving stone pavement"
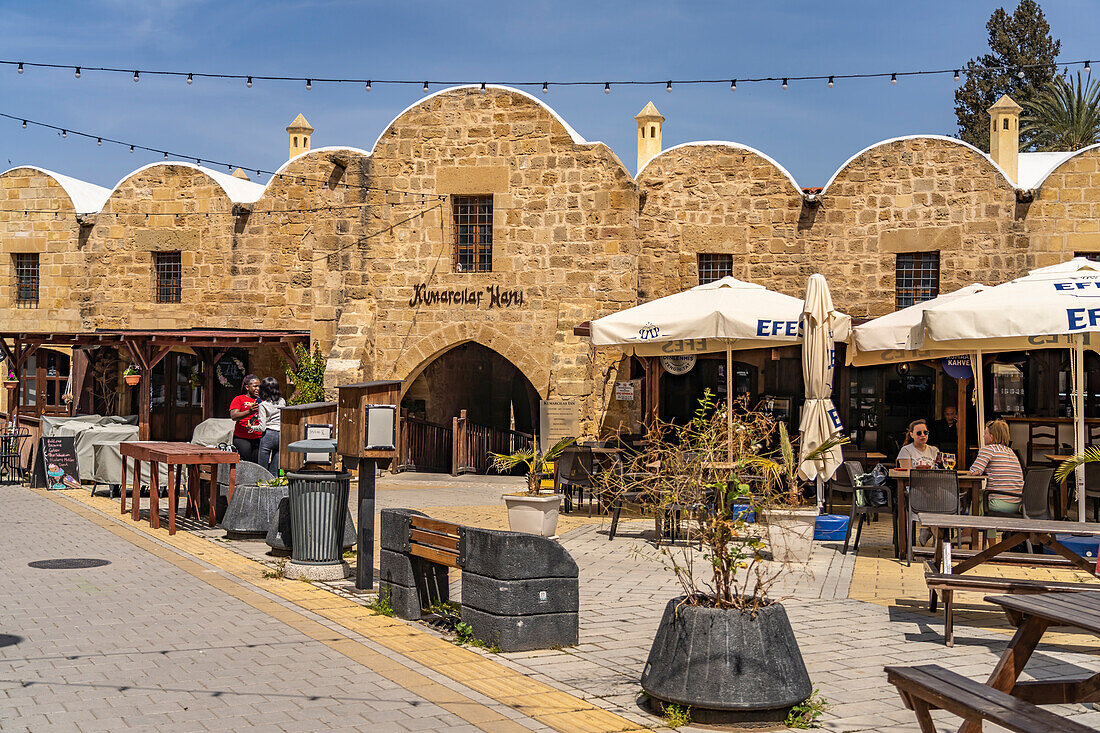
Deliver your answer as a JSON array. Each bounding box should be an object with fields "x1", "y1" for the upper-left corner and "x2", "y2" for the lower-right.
[{"x1": 0, "y1": 484, "x2": 571, "y2": 733}]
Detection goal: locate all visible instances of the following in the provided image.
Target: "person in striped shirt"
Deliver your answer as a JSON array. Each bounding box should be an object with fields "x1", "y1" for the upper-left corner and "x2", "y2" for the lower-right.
[{"x1": 969, "y1": 419, "x2": 1024, "y2": 514}]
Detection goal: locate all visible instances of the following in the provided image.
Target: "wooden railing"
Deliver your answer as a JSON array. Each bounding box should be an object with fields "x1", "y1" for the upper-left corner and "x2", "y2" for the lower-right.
[
  {"x1": 398, "y1": 411, "x2": 453, "y2": 473},
  {"x1": 452, "y1": 409, "x2": 534, "y2": 475}
]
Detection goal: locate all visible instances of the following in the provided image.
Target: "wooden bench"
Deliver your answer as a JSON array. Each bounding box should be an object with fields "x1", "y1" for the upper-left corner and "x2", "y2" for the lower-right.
[
  {"x1": 885, "y1": 664, "x2": 1094, "y2": 733},
  {"x1": 924, "y1": 561, "x2": 1097, "y2": 646},
  {"x1": 379, "y1": 508, "x2": 579, "y2": 652}
]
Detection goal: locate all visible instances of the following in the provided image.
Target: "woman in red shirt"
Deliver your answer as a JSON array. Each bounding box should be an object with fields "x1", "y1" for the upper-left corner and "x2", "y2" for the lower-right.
[{"x1": 229, "y1": 374, "x2": 262, "y2": 462}]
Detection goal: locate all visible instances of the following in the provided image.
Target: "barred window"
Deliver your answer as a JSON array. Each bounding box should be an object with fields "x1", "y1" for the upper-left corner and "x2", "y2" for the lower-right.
[
  {"x1": 154, "y1": 251, "x2": 182, "y2": 303},
  {"x1": 896, "y1": 252, "x2": 939, "y2": 309},
  {"x1": 453, "y1": 195, "x2": 493, "y2": 273},
  {"x1": 697, "y1": 253, "x2": 733, "y2": 285},
  {"x1": 14, "y1": 253, "x2": 39, "y2": 306}
]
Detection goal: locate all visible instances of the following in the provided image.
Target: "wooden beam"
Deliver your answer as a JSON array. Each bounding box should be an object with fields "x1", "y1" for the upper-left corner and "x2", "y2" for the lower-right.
[{"x1": 148, "y1": 345, "x2": 173, "y2": 370}]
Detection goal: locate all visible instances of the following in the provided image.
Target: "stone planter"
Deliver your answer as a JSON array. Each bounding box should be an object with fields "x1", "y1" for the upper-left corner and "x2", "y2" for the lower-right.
[
  {"x1": 760, "y1": 506, "x2": 818, "y2": 564},
  {"x1": 503, "y1": 493, "x2": 561, "y2": 537},
  {"x1": 640, "y1": 597, "x2": 811, "y2": 723}
]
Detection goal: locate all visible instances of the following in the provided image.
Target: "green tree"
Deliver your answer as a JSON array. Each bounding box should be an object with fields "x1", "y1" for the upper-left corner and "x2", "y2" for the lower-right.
[
  {"x1": 954, "y1": 0, "x2": 1061, "y2": 151},
  {"x1": 283, "y1": 342, "x2": 327, "y2": 405},
  {"x1": 1022, "y1": 73, "x2": 1100, "y2": 151}
]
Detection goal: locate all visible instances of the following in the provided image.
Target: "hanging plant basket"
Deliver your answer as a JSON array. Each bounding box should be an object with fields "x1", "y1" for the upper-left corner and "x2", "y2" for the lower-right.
[{"x1": 123, "y1": 374, "x2": 141, "y2": 387}]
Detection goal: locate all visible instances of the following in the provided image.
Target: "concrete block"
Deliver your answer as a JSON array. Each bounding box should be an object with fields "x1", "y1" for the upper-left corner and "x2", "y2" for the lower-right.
[
  {"x1": 379, "y1": 549, "x2": 450, "y2": 606},
  {"x1": 379, "y1": 581, "x2": 422, "y2": 620},
  {"x1": 380, "y1": 508, "x2": 426, "y2": 552},
  {"x1": 460, "y1": 571, "x2": 577, "y2": 616},
  {"x1": 460, "y1": 527, "x2": 578, "y2": 580},
  {"x1": 460, "y1": 606, "x2": 578, "y2": 652}
]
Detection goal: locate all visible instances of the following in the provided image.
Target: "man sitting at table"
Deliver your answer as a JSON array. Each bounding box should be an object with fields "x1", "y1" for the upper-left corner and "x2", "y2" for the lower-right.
[
  {"x1": 896, "y1": 419, "x2": 939, "y2": 469},
  {"x1": 932, "y1": 406, "x2": 959, "y2": 455},
  {"x1": 969, "y1": 419, "x2": 1024, "y2": 516}
]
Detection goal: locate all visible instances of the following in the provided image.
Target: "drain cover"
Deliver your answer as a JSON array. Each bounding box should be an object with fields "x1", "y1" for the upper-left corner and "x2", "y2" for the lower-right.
[{"x1": 28, "y1": 558, "x2": 110, "y2": 570}]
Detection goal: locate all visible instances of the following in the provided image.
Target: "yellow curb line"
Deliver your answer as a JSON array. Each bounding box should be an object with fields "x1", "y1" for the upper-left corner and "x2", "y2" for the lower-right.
[{"x1": 46, "y1": 489, "x2": 649, "y2": 733}]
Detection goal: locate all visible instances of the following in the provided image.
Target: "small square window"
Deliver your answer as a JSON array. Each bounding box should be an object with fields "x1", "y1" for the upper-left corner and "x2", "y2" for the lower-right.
[
  {"x1": 154, "y1": 251, "x2": 182, "y2": 303},
  {"x1": 453, "y1": 195, "x2": 493, "y2": 273},
  {"x1": 896, "y1": 252, "x2": 939, "y2": 308},
  {"x1": 697, "y1": 253, "x2": 733, "y2": 285},
  {"x1": 13, "y1": 253, "x2": 39, "y2": 306}
]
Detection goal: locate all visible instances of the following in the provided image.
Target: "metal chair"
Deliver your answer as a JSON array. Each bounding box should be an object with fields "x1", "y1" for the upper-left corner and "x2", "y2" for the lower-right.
[
  {"x1": 557, "y1": 447, "x2": 594, "y2": 514},
  {"x1": 906, "y1": 469, "x2": 960, "y2": 565},
  {"x1": 0, "y1": 426, "x2": 30, "y2": 485}
]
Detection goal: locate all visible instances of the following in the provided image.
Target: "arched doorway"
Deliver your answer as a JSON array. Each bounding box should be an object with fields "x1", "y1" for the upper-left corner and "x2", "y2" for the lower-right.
[{"x1": 400, "y1": 342, "x2": 540, "y2": 472}]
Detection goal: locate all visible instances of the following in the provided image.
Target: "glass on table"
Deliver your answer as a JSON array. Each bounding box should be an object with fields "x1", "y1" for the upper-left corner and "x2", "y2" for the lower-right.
[{"x1": 941, "y1": 453, "x2": 956, "y2": 471}]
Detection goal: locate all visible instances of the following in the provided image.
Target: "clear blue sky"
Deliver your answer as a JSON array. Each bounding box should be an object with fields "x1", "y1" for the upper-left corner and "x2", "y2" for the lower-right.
[{"x1": 1, "y1": 1, "x2": 1096, "y2": 190}]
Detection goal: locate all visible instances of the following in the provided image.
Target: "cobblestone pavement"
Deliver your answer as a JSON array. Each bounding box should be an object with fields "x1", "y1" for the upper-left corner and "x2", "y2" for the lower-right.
[{"x1": 47, "y1": 475, "x2": 1100, "y2": 731}]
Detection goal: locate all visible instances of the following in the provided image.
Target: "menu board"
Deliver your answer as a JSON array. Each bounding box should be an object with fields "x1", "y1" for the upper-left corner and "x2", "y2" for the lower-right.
[
  {"x1": 539, "y1": 400, "x2": 580, "y2": 453},
  {"x1": 32, "y1": 436, "x2": 81, "y2": 490}
]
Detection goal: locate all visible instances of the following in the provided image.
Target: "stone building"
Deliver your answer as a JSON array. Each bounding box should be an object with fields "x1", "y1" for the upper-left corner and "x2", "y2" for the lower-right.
[{"x1": 3, "y1": 86, "x2": 1100, "y2": 458}]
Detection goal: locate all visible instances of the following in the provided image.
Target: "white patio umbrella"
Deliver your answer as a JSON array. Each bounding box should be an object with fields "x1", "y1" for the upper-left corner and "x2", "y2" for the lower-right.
[
  {"x1": 798, "y1": 275, "x2": 846, "y2": 508},
  {"x1": 914, "y1": 257, "x2": 1100, "y2": 521},
  {"x1": 589, "y1": 276, "x2": 851, "y2": 461}
]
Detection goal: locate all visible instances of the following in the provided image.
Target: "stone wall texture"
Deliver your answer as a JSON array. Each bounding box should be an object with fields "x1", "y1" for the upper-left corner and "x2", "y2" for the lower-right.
[{"x1": 3, "y1": 88, "x2": 1100, "y2": 434}]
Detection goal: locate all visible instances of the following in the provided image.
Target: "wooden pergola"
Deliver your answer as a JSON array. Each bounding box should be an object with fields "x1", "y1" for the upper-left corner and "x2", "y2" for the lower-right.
[{"x1": 1, "y1": 328, "x2": 310, "y2": 439}]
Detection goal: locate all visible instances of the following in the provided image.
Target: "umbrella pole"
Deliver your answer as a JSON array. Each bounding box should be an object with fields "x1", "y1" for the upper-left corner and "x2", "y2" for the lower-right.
[
  {"x1": 973, "y1": 350, "x2": 985, "y2": 450},
  {"x1": 1075, "y1": 338, "x2": 1086, "y2": 523},
  {"x1": 726, "y1": 345, "x2": 733, "y2": 463}
]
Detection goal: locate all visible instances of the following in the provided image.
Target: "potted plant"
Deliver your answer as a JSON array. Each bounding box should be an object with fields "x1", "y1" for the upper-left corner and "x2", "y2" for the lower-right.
[
  {"x1": 122, "y1": 364, "x2": 141, "y2": 387},
  {"x1": 596, "y1": 391, "x2": 837, "y2": 724},
  {"x1": 3, "y1": 369, "x2": 16, "y2": 389},
  {"x1": 490, "y1": 436, "x2": 575, "y2": 536}
]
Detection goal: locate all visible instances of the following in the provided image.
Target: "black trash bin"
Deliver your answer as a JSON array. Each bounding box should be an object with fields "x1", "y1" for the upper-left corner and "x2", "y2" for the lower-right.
[{"x1": 287, "y1": 469, "x2": 351, "y2": 565}]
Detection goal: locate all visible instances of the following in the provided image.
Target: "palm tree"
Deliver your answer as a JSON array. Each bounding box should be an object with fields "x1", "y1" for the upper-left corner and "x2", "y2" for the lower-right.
[{"x1": 1021, "y1": 72, "x2": 1100, "y2": 151}]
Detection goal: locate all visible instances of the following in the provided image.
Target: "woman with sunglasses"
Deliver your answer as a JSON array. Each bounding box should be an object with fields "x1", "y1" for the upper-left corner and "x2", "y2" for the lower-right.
[{"x1": 896, "y1": 419, "x2": 939, "y2": 470}]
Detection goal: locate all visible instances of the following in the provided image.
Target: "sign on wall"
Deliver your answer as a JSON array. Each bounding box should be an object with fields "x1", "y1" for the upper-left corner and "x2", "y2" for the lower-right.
[
  {"x1": 941, "y1": 356, "x2": 973, "y2": 380},
  {"x1": 539, "y1": 400, "x2": 580, "y2": 453},
  {"x1": 614, "y1": 381, "x2": 636, "y2": 401},
  {"x1": 661, "y1": 354, "x2": 697, "y2": 375},
  {"x1": 409, "y1": 283, "x2": 525, "y2": 309}
]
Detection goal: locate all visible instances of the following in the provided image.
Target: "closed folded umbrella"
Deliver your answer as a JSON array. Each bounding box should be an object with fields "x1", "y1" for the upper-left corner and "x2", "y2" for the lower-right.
[{"x1": 798, "y1": 275, "x2": 845, "y2": 507}]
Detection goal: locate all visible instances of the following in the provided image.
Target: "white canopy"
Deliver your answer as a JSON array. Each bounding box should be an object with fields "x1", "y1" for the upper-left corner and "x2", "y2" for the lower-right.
[
  {"x1": 589, "y1": 276, "x2": 851, "y2": 355},
  {"x1": 914, "y1": 257, "x2": 1100, "y2": 522},
  {"x1": 798, "y1": 275, "x2": 845, "y2": 498},
  {"x1": 847, "y1": 284, "x2": 988, "y2": 367}
]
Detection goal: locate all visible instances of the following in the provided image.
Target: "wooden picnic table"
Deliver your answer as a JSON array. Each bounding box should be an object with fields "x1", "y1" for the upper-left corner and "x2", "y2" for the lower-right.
[
  {"x1": 891, "y1": 470, "x2": 987, "y2": 558},
  {"x1": 965, "y1": 591, "x2": 1100, "y2": 733},
  {"x1": 918, "y1": 513, "x2": 1100, "y2": 576},
  {"x1": 119, "y1": 442, "x2": 239, "y2": 535}
]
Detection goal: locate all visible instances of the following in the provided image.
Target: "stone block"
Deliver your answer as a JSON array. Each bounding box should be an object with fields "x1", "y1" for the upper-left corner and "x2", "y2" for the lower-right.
[
  {"x1": 459, "y1": 606, "x2": 578, "y2": 652},
  {"x1": 379, "y1": 508, "x2": 426, "y2": 552},
  {"x1": 378, "y1": 581, "x2": 423, "y2": 620},
  {"x1": 379, "y1": 549, "x2": 450, "y2": 606},
  {"x1": 460, "y1": 571, "x2": 578, "y2": 616},
  {"x1": 460, "y1": 527, "x2": 578, "y2": 580}
]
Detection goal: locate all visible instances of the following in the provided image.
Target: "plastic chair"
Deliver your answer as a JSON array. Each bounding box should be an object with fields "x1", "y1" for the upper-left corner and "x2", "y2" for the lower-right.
[
  {"x1": 558, "y1": 447, "x2": 594, "y2": 515},
  {"x1": 826, "y1": 460, "x2": 862, "y2": 515},
  {"x1": 907, "y1": 469, "x2": 960, "y2": 565},
  {"x1": 839, "y1": 461, "x2": 897, "y2": 556}
]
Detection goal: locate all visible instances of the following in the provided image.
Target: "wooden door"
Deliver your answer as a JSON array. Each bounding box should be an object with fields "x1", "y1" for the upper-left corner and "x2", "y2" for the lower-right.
[{"x1": 151, "y1": 353, "x2": 204, "y2": 440}]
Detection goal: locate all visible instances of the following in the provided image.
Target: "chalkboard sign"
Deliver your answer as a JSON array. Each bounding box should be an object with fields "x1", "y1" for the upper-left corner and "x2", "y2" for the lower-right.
[{"x1": 31, "y1": 436, "x2": 81, "y2": 490}]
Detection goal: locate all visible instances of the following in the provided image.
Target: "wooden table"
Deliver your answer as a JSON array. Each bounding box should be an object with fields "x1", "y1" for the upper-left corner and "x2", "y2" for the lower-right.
[
  {"x1": 119, "y1": 442, "x2": 239, "y2": 535},
  {"x1": 971, "y1": 591, "x2": 1100, "y2": 733},
  {"x1": 1044, "y1": 454, "x2": 1073, "y2": 520},
  {"x1": 865, "y1": 451, "x2": 888, "y2": 461},
  {"x1": 918, "y1": 513, "x2": 1100, "y2": 576},
  {"x1": 891, "y1": 470, "x2": 987, "y2": 558}
]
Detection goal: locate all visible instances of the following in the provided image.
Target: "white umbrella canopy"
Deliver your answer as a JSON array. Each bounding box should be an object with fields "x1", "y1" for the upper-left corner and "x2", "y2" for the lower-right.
[
  {"x1": 847, "y1": 284, "x2": 988, "y2": 367},
  {"x1": 589, "y1": 276, "x2": 851, "y2": 355},
  {"x1": 798, "y1": 275, "x2": 846, "y2": 500},
  {"x1": 914, "y1": 257, "x2": 1100, "y2": 522}
]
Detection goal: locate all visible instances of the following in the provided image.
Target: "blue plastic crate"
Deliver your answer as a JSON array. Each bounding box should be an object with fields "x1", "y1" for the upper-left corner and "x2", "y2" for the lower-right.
[
  {"x1": 1041, "y1": 534, "x2": 1100, "y2": 559},
  {"x1": 814, "y1": 514, "x2": 850, "y2": 541},
  {"x1": 730, "y1": 504, "x2": 756, "y2": 523}
]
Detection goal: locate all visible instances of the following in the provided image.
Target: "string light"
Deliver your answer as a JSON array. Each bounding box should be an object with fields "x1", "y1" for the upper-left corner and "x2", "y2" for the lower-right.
[
  {"x1": 827, "y1": 76, "x2": 834, "y2": 88},
  {"x1": 1017, "y1": 69, "x2": 1025, "y2": 79},
  {"x1": 604, "y1": 82, "x2": 610, "y2": 94},
  {"x1": 666, "y1": 80, "x2": 672, "y2": 93},
  {"x1": 21, "y1": 120, "x2": 26, "y2": 128},
  {"x1": 365, "y1": 80, "x2": 371, "y2": 92},
  {"x1": 781, "y1": 78, "x2": 788, "y2": 89},
  {"x1": 129, "y1": 145, "x2": 134, "y2": 153},
  {"x1": 246, "y1": 76, "x2": 252, "y2": 88},
  {"x1": 480, "y1": 82, "x2": 487, "y2": 93},
  {"x1": 542, "y1": 81, "x2": 548, "y2": 94},
  {"x1": 890, "y1": 73, "x2": 897, "y2": 85},
  {"x1": 305, "y1": 78, "x2": 312, "y2": 90},
  {"x1": 3, "y1": 57, "x2": 1098, "y2": 92},
  {"x1": 97, "y1": 137, "x2": 101, "y2": 146},
  {"x1": 730, "y1": 79, "x2": 736, "y2": 91},
  {"x1": 423, "y1": 81, "x2": 429, "y2": 93},
  {"x1": 61, "y1": 129, "x2": 66, "y2": 138}
]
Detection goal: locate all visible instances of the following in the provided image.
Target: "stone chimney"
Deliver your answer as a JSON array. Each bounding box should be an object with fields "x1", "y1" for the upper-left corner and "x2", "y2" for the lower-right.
[
  {"x1": 988, "y1": 94, "x2": 1022, "y2": 183},
  {"x1": 635, "y1": 102, "x2": 664, "y2": 175},
  {"x1": 286, "y1": 113, "x2": 313, "y2": 161}
]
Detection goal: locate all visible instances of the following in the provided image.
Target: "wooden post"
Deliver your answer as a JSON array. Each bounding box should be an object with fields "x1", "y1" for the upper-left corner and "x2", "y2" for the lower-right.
[
  {"x1": 957, "y1": 377, "x2": 969, "y2": 470},
  {"x1": 643, "y1": 357, "x2": 662, "y2": 431},
  {"x1": 452, "y1": 409, "x2": 468, "y2": 476},
  {"x1": 200, "y1": 348, "x2": 215, "y2": 421}
]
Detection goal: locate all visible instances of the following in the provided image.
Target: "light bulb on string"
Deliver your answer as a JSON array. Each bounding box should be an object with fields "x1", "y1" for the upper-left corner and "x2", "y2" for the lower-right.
[
  {"x1": 164, "y1": 152, "x2": 168, "y2": 160},
  {"x1": 17, "y1": 63, "x2": 23, "y2": 74},
  {"x1": 480, "y1": 82, "x2": 487, "y2": 93},
  {"x1": 365, "y1": 80, "x2": 371, "y2": 92},
  {"x1": 1017, "y1": 69, "x2": 1025, "y2": 79},
  {"x1": 604, "y1": 82, "x2": 610, "y2": 94},
  {"x1": 61, "y1": 129, "x2": 66, "y2": 138},
  {"x1": 890, "y1": 73, "x2": 897, "y2": 85},
  {"x1": 828, "y1": 76, "x2": 834, "y2": 88},
  {"x1": 423, "y1": 81, "x2": 429, "y2": 93},
  {"x1": 730, "y1": 79, "x2": 736, "y2": 91},
  {"x1": 666, "y1": 81, "x2": 672, "y2": 93},
  {"x1": 953, "y1": 70, "x2": 960, "y2": 82},
  {"x1": 1086, "y1": 60, "x2": 1092, "y2": 73},
  {"x1": 74, "y1": 66, "x2": 81, "y2": 79},
  {"x1": 129, "y1": 145, "x2": 134, "y2": 153},
  {"x1": 96, "y1": 138, "x2": 101, "y2": 146},
  {"x1": 542, "y1": 81, "x2": 548, "y2": 94},
  {"x1": 246, "y1": 76, "x2": 252, "y2": 88},
  {"x1": 781, "y1": 78, "x2": 788, "y2": 90},
  {"x1": 21, "y1": 120, "x2": 26, "y2": 129},
  {"x1": 133, "y1": 70, "x2": 139, "y2": 82},
  {"x1": 187, "y1": 73, "x2": 193, "y2": 84},
  {"x1": 306, "y1": 79, "x2": 312, "y2": 90}
]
